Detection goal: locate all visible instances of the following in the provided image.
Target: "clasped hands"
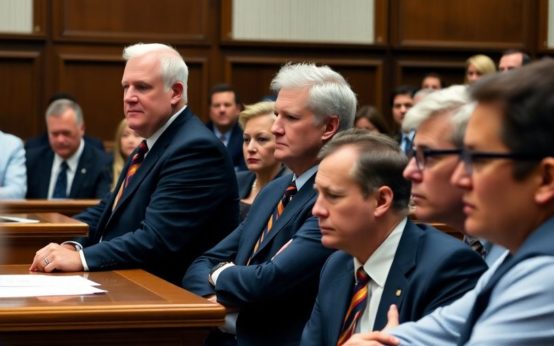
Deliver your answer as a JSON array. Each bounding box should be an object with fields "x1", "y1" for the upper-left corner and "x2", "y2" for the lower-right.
[{"x1": 29, "y1": 242, "x2": 84, "y2": 273}]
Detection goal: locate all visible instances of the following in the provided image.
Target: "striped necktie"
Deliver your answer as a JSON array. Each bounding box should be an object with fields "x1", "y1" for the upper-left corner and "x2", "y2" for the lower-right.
[
  {"x1": 113, "y1": 140, "x2": 148, "y2": 208},
  {"x1": 337, "y1": 267, "x2": 371, "y2": 345},
  {"x1": 248, "y1": 181, "x2": 297, "y2": 264}
]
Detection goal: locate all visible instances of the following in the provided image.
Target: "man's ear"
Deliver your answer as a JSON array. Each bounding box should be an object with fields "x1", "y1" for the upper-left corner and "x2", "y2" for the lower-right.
[
  {"x1": 321, "y1": 115, "x2": 339, "y2": 142},
  {"x1": 535, "y1": 157, "x2": 554, "y2": 205},
  {"x1": 374, "y1": 186, "x2": 394, "y2": 218},
  {"x1": 170, "y1": 82, "x2": 184, "y2": 106}
]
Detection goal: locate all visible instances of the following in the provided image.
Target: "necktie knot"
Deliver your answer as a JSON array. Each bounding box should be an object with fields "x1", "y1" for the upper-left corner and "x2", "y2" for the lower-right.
[
  {"x1": 282, "y1": 181, "x2": 297, "y2": 208},
  {"x1": 355, "y1": 267, "x2": 370, "y2": 285},
  {"x1": 60, "y1": 161, "x2": 69, "y2": 171},
  {"x1": 131, "y1": 140, "x2": 148, "y2": 164}
]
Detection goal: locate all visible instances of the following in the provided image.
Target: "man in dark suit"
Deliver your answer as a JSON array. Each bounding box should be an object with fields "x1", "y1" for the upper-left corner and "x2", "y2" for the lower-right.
[
  {"x1": 302, "y1": 130, "x2": 486, "y2": 345},
  {"x1": 29, "y1": 43, "x2": 239, "y2": 285},
  {"x1": 25, "y1": 99, "x2": 111, "y2": 199},
  {"x1": 183, "y1": 63, "x2": 357, "y2": 346},
  {"x1": 206, "y1": 83, "x2": 247, "y2": 171}
]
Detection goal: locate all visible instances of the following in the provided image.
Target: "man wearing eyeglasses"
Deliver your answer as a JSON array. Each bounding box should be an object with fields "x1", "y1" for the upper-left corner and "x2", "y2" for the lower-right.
[
  {"x1": 402, "y1": 85, "x2": 506, "y2": 266},
  {"x1": 342, "y1": 59, "x2": 554, "y2": 345}
]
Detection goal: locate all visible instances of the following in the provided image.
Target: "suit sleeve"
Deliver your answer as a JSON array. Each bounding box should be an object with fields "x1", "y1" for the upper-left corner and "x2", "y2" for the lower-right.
[
  {"x1": 0, "y1": 137, "x2": 26, "y2": 199},
  {"x1": 81, "y1": 142, "x2": 236, "y2": 270},
  {"x1": 182, "y1": 222, "x2": 244, "y2": 296},
  {"x1": 300, "y1": 259, "x2": 331, "y2": 346},
  {"x1": 213, "y1": 216, "x2": 333, "y2": 307},
  {"x1": 74, "y1": 195, "x2": 111, "y2": 247},
  {"x1": 418, "y1": 246, "x2": 487, "y2": 316}
]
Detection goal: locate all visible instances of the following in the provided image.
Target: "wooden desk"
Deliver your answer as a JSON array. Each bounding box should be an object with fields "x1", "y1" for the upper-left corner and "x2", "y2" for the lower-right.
[
  {"x1": 0, "y1": 213, "x2": 88, "y2": 264},
  {"x1": 0, "y1": 265, "x2": 225, "y2": 345},
  {"x1": 0, "y1": 199, "x2": 99, "y2": 216}
]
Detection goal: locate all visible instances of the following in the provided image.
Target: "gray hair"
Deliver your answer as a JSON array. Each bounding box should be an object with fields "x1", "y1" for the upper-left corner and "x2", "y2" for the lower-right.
[
  {"x1": 270, "y1": 63, "x2": 356, "y2": 131},
  {"x1": 45, "y1": 99, "x2": 84, "y2": 126},
  {"x1": 402, "y1": 85, "x2": 475, "y2": 147},
  {"x1": 123, "y1": 43, "x2": 189, "y2": 102}
]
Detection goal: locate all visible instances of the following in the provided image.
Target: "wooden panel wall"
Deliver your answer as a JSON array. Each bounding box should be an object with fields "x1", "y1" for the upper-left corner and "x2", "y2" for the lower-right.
[{"x1": 0, "y1": 0, "x2": 548, "y2": 143}]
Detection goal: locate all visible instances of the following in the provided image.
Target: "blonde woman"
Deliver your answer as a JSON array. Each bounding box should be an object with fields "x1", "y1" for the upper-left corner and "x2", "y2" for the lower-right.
[
  {"x1": 236, "y1": 101, "x2": 288, "y2": 220},
  {"x1": 111, "y1": 118, "x2": 143, "y2": 190},
  {"x1": 465, "y1": 54, "x2": 496, "y2": 84}
]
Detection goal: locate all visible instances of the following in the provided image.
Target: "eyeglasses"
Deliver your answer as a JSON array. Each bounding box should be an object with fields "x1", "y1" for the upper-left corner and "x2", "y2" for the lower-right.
[
  {"x1": 410, "y1": 146, "x2": 461, "y2": 171},
  {"x1": 459, "y1": 148, "x2": 545, "y2": 175}
]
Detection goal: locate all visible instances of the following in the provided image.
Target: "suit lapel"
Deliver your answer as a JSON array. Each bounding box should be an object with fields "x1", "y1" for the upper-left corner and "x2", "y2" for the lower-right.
[
  {"x1": 329, "y1": 257, "x2": 355, "y2": 343},
  {"x1": 69, "y1": 145, "x2": 90, "y2": 197},
  {"x1": 253, "y1": 174, "x2": 316, "y2": 258},
  {"x1": 373, "y1": 220, "x2": 421, "y2": 330},
  {"x1": 40, "y1": 151, "x2": 55, "y2": 197}
]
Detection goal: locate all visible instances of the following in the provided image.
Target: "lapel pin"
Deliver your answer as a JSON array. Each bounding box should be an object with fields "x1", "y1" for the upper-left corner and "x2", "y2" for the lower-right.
[
  {"x1": 81, "y1": 168, "x2": 87, "y2": 174},
  {"x1": 395, "y1": 289, "x2": 402, "y2": 297}
]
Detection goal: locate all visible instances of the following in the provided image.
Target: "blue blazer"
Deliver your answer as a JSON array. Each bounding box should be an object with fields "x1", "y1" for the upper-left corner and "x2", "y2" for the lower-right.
[
  {"x1": 183, "y1": 173, "x2": 335, "y2": 346},
  {"x1": 74, "y1": 107, "x2": 239, "y2": 284},
  {"x1": 235, "y1": 166, "x2": 289, "y2": 199},
  {"x1": 301, "y1": 220, "x2": 487, "y2": 346},
  {"x1": 207, "y1": 121, "x2": 247, "y2": 171},
  {"x1": 25, "y1": 143, "x2": 111, "y2": 199}
]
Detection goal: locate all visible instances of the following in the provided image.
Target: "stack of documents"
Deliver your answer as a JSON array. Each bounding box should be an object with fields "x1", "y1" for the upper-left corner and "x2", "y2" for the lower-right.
[{"x1": 0, "y1": 275, "x2": 106, "y2": 298}]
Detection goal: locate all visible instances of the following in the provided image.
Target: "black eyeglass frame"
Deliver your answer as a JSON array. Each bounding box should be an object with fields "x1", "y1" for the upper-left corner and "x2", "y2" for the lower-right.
[
  {"x1": 410, "y1": 146, "x2": 462, "y2": 171},
  {"x1": 459, "y1": 149, "x2": 547, "y2": 175}
]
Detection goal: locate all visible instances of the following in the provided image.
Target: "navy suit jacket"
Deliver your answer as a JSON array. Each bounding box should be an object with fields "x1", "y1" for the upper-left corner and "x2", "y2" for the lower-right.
[
  {"x1": 207, "y1": 121, "x2": 246, "y2": 171},
  {"x1": 25, "y1": 143, "x2": 111, "y2": 199},
  {"x1": 301, "y1": 220, "x2": 487, "y2": 346},
  {"x1": 183, "y1": 173, "x2": 335, "y2": 346},
  {"x1": 74, "y1": 107, "x2": 239, "y2": 284}
]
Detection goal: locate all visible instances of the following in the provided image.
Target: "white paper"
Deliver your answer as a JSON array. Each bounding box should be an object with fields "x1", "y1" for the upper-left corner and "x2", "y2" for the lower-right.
[
  {"x1": 0, "y1": 275, "x2": 106, "y2": 298},
  {"x1": 0, "y1": 215, "x2": 39, "y2": 223}
]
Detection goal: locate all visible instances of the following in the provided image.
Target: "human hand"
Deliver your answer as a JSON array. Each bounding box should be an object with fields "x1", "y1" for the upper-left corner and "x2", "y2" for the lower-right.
[
  {"x1": 343, "y1": 305, "x2": 400, "y2": 346},
  {"x1": 29, "y1": 242, "x2": 84, "y2": 272}
]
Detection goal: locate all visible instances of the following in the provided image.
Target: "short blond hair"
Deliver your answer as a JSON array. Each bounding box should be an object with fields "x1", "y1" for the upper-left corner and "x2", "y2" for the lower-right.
[{"x1": 238, "y1": 101, "x2": 276, "y2": 129}]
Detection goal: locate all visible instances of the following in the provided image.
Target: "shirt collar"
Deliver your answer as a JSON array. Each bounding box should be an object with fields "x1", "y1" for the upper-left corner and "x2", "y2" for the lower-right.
[
  {"x1": 54, "y1": 138, "x2": 84, "y2": 172},
  {"x1": 353, "y1": 217, "x2": 407, "y2": 288},
  {"x1": 293, "y1": 165, "x2": 318, "y2": 190},
  {"x1": 145, "y1": 105, "x2": 186, "y2": 151}
]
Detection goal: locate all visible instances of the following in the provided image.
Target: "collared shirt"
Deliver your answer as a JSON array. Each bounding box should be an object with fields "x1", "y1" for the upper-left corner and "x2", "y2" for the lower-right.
[
  {"x1": 354, "y1": 217, "x2": 406, "y2": 332},
  {"x1": 293, "y1": 165, "x2": 318, "y2": 191},
  {"x1": 47, "y1": 139, "x2": 85, "y2": 199},
  {"x1": 212, "y1": 126, "x2": 230, "y2": 146}
]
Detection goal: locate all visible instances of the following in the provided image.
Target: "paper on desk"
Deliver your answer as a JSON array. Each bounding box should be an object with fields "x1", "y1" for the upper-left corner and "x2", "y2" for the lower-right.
[
  {"x1": 0, "y1": 275, "x2": 106, "y2": 298},
  {"x1": 0, "y1": 215, "x2": 39, "y2": 223}
]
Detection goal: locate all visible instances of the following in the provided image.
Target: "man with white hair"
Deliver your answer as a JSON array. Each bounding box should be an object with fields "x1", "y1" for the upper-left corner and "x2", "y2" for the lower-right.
[{"x1": 30, "y1": 43, "x2": 239, "y2": 285}]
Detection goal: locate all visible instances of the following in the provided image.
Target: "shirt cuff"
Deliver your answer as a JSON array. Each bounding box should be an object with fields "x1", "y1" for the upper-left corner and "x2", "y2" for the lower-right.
[{"x1": 211, "y1": 262, "x2": 235, "y2": 286}]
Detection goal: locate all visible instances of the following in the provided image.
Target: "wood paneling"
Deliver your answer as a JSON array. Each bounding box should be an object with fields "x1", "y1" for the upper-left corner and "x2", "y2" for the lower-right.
[
  {"x1": 224, "y1": 56, "x2": 384, "y2": 111},
  {"x1": 52, "y1": 0, "x2": 212, "y2": 44},
  {"x1": 393, "y1": 0, "x2": 531, "y2": 49},
  {"x1": 395, "y1": 59, "x2": 467, "y2": 88},
  {"x1": 0, "y1": 49, "x2": 43, "y2": 140}
]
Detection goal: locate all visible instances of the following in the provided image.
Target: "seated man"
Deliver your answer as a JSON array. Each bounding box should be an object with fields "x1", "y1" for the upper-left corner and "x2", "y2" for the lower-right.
[
  {"x1": 302, "y1": 130, "x2": 486, "y2": 346},
  {"x1": 0, "y1": 130, "x2": 27, "y2": 199},
  {"x1": 29, "y1": 43, "x2": 238, "y2": 286},
  {"x1": 183, "y1": 62, "x2": 357, "y2": 346},
  {"x1": 343, "y1": 59, "x2": 554, "y2": 346},
  {"x1": 402, "y1": 85, "x2": 506, "y2": 265},
  {"x1": 25, "y1": 99, "x2": 111, "y2": 199}
]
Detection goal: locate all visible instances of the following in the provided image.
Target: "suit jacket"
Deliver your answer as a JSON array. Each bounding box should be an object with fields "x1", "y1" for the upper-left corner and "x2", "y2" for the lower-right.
[
  {"x1": 391, "y1": 217, "x2": 554, "y2": 345},
  {"x1": 207, "y1": 121, "x2": 246, "y2": 171},
  {"x1": 301, "y1": 221, "x2": 487, "y2": 346},
  {"x1": 74, "y1": 107, "x2": 239, "y2": 285},
  {"x1": 235, "y1": 166, "x2": 289, "y2": 200},
  {"x1": 25, "y1": 143, "x2": 111, "y2": 199},
  {"x1": 183, "y1": 173, "x2": 335, "y2": 346}
]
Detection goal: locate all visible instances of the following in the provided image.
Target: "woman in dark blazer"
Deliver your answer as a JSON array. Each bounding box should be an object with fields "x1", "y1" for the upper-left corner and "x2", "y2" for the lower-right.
[{"x1": 236, "y1": 101, "x2": 287, "y2": 221}]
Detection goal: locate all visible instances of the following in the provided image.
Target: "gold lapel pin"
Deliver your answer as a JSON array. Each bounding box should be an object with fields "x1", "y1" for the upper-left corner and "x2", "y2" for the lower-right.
[{"x1": 395, "y1": 289, "x2": 402, "y2": 297}]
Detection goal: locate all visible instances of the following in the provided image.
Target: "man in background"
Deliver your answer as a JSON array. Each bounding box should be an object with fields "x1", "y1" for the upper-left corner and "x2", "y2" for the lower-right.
[
  {"x1": 25, "y1": 99, "x2": 110, "y2": 199},
  {"x1": 207, "y1": 83, "x2": 247, "y2": 171}
]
